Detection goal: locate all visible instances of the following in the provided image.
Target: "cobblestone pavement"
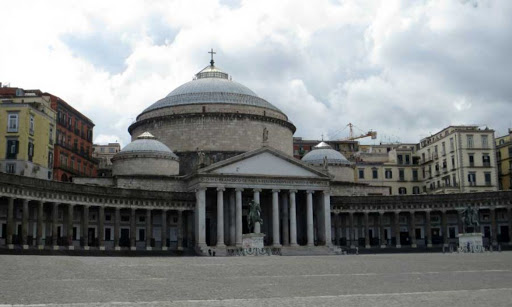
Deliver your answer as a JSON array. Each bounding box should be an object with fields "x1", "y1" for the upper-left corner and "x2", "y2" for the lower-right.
[{"x1": 0, "y1": 252, "x2": 511, "y2": 306}]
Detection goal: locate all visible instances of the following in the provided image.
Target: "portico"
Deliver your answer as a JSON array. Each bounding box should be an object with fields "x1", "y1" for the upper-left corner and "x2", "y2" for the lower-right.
[{"x1": 188, "y1": 147, "x2": 332, "y2": 253}]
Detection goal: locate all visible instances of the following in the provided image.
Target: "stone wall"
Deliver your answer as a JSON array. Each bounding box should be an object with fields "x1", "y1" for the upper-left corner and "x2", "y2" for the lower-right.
[
  {"x1": 330, "y1": 182, "x2": 390, "y2": 196},
  {"x1": 130, "y1": 113, "x2": 294, "y2": 156},
  {"x1": 112, "y1": 156, "x2": 179, "y2": 177},
  {"x1": 137, "y1": 103, "x2": 289, "y2": 122}
]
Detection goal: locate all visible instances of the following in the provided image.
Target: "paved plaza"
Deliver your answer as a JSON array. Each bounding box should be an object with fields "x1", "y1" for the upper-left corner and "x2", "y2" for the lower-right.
[{"x1": 0, "y1": 253, "x2": 511, "y2": 306}]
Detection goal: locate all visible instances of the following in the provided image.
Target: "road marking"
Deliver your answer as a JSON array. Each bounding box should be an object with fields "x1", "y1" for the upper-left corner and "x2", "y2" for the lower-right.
[{"x1": 1, "y1": 287, "x2": 511, "y2": 306}]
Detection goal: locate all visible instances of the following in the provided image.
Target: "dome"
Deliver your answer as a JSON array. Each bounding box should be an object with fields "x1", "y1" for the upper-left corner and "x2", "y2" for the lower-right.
[
  {"x1": 140, "y1": 64, "x2": 283, "y2": 114},
  {"x1": 119, "y1": 132, "x2": 178, "y2": 159},
  {"x1": 302, "y1": 142, "x2": 351, "y2": 165}
]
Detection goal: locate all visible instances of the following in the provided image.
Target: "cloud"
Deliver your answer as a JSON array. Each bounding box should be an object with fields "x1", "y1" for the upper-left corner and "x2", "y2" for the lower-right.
[{"x1": 0, "y1": 0, "x2": 511, "y2": 148}]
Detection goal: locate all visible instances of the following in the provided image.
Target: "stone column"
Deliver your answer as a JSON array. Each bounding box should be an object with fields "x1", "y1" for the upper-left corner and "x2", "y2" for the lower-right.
[
  {"x1": 177, "y1": 210, "x2": 184, "y2": 250},
  {"x1": 216, "y1": 187, "x2": 225, "y2": 247},
  {"x1": 252, "y1": 189, "x2": 261, "y2": 234},
  {"x1": 52, "y1": 203, "x2": 59, "y2": 250},
  {"x1": 146, "y1": 209, "x2": 152, "y2": 250},
  {"x1": 394, "y1": 211, "x2": 401, "y2": 248},
  {"x1": 322, "y1": 191, "x2": 332, "y2": 246},
  {"x1": 36, "y1": 202, "x2": 44, "y2": 249},
  {"x1": 235, "y1": 188, "x2": 243, "y2": 247},
  {"x1": 83, "y1": 205, "x2": 89, "y2": 250},
  {"x1": 114, "y1": 207, "x2": 120, "y2": 250},
  {"x1": 334, "y1": 214, "x2": 341, "y2": 246},
  {"x1": 490, "y1": 207, "x2": 498, "y2": 247},
  {"x1": 6, "y1": 198, "x2": 14, "y2": 249},
  {"x1": 289, "y1": 190, "x2": 298, "y2": 246},
  {"x1": 22, "y1": 199, "x2": 29, "y2": 249},
  {"x1": 195, "y1": 188, "x2": 206, "y2": 248},
  {"x1": 98, "y1": 206, "x2": 105, "y2": 250},
  {"x1": 130, "y1": 208, "x2": 136, "y2": 250},
  {"x1": 272, "y1": 189, "x2": 281, "y2": 247},
  {"x1": 409, "y1": 211, "x2": 417, "y2": 248},
  {"x1": 508, "y1": 207, "x2": 512, "y2": 245},
  {"x1": 67, "y1": 204, "x2": 74, "y2": 250},
  {"x1": 364, "y1": 211, "x2": 370, "y2": 248},
  {"x1": 229, "y1": 191, "x2": 236, "y2": 245},
  {"x1": 348, "y1": 211, "x2": 355, "y2": 248},
  {"x1": 161, "y1": 209, "x2": 168, "y2": 250},
  {"x1": 457, "y1": 209, "x2": 464, "y2": 235},
  {"x1": 441, "y1": 210, "x2": 448, "y2": 247},
  {"x1": 281, "y1": 192, "x2": 289, "y2": 245},
  {"x1": 379, "y1": 211, "x2": 386, "y2": 248},
  {"x1": 306, "y1": 190, "x2": 314, "y2": 246},
  {"x1": 425, "y1": 210, "x2": 432, "y2": 248}
]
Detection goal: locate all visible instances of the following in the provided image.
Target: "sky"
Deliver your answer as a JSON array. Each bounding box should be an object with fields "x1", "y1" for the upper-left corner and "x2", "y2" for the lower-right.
[{"x1": 0, "y1": 0, "x2": 511, "y2": 147}]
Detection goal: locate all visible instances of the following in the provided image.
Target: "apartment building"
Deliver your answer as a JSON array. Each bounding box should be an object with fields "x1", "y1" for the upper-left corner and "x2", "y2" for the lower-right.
[
  {"x1": 496, "y1": 129, "x2": 512, "y2": 190},
  {"x1": 417, "y1": 126, "x2": 498, "y2": 193},
  {"x1": 0, "y1": 86, "x2": 56, "y2": 179}
]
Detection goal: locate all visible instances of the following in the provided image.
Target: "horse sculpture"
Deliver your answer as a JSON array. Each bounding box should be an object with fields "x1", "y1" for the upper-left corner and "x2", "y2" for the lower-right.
[
  {"x1": 247, "y1": 200, "x2": 263, "y2": 233},
  {"x1": 461, "y1": 205, "x2": 480, "y2": 233}
]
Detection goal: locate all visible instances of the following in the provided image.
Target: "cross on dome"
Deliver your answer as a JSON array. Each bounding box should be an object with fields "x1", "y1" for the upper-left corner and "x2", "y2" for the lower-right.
[{"x1": 208, "y1": 48, "x2": 216, "y2": 66}]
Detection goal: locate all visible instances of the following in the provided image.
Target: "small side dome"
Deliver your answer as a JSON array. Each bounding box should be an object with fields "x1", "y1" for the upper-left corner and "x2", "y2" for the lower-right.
[
  {"x1": 302, "y1": 142, "x2": 351, "y2": 166},
  {"x1": 119, "y1": 132, "x2": 178, "y2": 158},
  {"x1": 112, "y1": 132, "x2": 179, "y2": 177}
]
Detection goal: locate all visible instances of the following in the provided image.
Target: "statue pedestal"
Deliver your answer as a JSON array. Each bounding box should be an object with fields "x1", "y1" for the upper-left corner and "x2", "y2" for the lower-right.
[
  {"x1": 458, "y1": 233, "x2": 484, "y2": 253},
  {"x1": 226, "y1": 233, "x2": 280, "y2": 256},
  {"x1": 242, "y1": 233, "x2": 264, "y2": 249}
]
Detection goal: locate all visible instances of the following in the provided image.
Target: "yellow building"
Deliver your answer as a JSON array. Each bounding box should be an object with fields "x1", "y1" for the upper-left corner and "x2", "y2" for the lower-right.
[
  {"x1": 0, "y1": 87, "x2": 56, "y2": 180},
  {"x1": 496, "y1": 129, "x2": 512, "y2": 190}
]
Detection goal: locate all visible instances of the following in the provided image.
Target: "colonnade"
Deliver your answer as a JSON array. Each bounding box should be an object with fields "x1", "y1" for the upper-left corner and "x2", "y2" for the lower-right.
[
  {"x1": 1, "y1": 197, "x2": 190, "y2": 251},
  {"x1": 332, "y1": 207, "x2": 512, "y2": 248},
  {"x1": 195, "y1": 187, "x2": 332, "y2": 249}
]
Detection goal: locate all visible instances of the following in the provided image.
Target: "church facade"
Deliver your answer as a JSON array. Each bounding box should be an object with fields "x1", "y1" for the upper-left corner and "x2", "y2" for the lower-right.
[{"x1": 0, "y1": 58, "x2": 511, "y2": 255}]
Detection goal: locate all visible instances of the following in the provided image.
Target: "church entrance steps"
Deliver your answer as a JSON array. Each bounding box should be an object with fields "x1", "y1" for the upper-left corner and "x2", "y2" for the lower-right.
[{"x1": 280, "y1": 245, "x2": 337, "y2": 256}]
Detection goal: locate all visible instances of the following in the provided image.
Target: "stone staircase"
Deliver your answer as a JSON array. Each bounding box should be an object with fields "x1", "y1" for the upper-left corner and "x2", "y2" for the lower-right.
[{"x1": 280, "y1": 245, "x2": 338, "y2": 256}]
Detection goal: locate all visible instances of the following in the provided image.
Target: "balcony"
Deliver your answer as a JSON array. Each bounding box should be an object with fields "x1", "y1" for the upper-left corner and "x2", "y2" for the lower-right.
[{"x1": 428, "y1": 182, "x2": 460, "y2": 194}]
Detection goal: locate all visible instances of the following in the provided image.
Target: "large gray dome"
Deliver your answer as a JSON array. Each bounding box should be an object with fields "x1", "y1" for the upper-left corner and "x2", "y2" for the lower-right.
[
  {"x1": 141, "y1": 64, "x2": 282, "y2": 114},
  {"x1": 302, "y1": 142, "x2": 351, "y2": 165}
]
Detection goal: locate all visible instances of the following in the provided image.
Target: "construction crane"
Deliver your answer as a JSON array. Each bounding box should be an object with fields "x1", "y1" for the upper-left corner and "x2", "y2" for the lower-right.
[{"x1": 341, "y1": 123, "x2": 377, "y2": 141}]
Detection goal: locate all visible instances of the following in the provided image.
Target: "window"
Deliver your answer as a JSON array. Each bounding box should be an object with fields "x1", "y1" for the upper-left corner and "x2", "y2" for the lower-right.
[
  {"x1": 29, "y1": 115, "x2": 34, "y2": 135},
  {"x1": 372, "y1": 168, "x2": 378, "y2": 179},
  {"x1": 450, "y1": 138, "x2": 454, "y2": 151},
  {"x1": 7, "y1": 113, "x2": 18, "y2": 132},
  {"x1": 412, "y1": 169, "x2": 418, "y2": 181},
  {"x1": 481, "y1": 135, "x2": 488, "y2": 148},
  {"x1": 484, "y1": 172, "x2": 491, "y2": 186},
  {"x1": 6, "y1": 140, "x2": 19, "y2": 159},
  {"x1": 482, "y1": 154, "x2": 490, "y2": 167},
  {"x1": 452, "y1": 174, "x2": 457, "y2": 186},
  {"x1": 405, "y1": 155, "x2": 410, "y2": 165},
  {"x1": 468, "y1": 154, "x2": 474, "y2": 167},
  {"x1": 358, "y1": 169, "x2": 364, "y2": 179},
  {"x1": 442, "y1": 159, "x2": 447, "y2": 170},
  {"x1": 397, "y1": 155, "x2": 403, "y2": 165},
  {"x1": 105, "y1": 228, "x2": 111, "y2": 241},
  {"x1": 109, "y1": 148, "x2": 115, "y2": 153},
  {"x1": 48, "y1": 151, "x2": 53, "y2": 168},
  {"x1": 442, "y1": 142, "x2": 446, "y2": 155},
  {"x1": 28, "y1": 142, "x2": 34, "y2": 162},
  {"x1": 467, "y1": 135, "x2": 474, "y2": 148},
  {"x1": 451, "y1": 156, "x2": 455, "y2": 169},
  {"x1": 399, "y1": 169, "x2": 405, "y2": 181},
  {"x1": 49, "y1": 126, "x2": 54, "y2": 144},
  {"x1": 398, "y1": 187, "x2": 407, "y2": 195},
  {"x1": 74, "y1": 139, "x2": 78, "y2": 151},
  {"x1": 100, "y1": 147, "x2": 105, "y2": 153},
  {"x1": 6, "y1": 163, "x2": 16, "y2": 174},
  {"x1": 412, "y1": 186, "x2": 420, "y2": 194},
  {"x1": 385, "y1": 169, "x2": 392, "y2": 179},
  {"x1": 468, "y1": 172, "x2": 476, "y2": 186}
]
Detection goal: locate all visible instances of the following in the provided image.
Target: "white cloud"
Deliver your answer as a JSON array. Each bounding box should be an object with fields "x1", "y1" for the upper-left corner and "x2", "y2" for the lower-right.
[{"x1": 0, "y1": 0, "x2": 511, "y2": 147}]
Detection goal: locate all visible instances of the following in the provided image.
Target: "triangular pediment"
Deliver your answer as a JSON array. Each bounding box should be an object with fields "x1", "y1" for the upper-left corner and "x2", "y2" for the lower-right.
[{"x1": 199, "y1": 147, "x2": 328, "y2": 178}]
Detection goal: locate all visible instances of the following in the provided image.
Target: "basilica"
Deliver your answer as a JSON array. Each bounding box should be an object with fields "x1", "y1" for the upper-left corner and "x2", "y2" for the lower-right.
[{"x1": 0, "y1": 57, "x2": 511, "y2": 255}]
